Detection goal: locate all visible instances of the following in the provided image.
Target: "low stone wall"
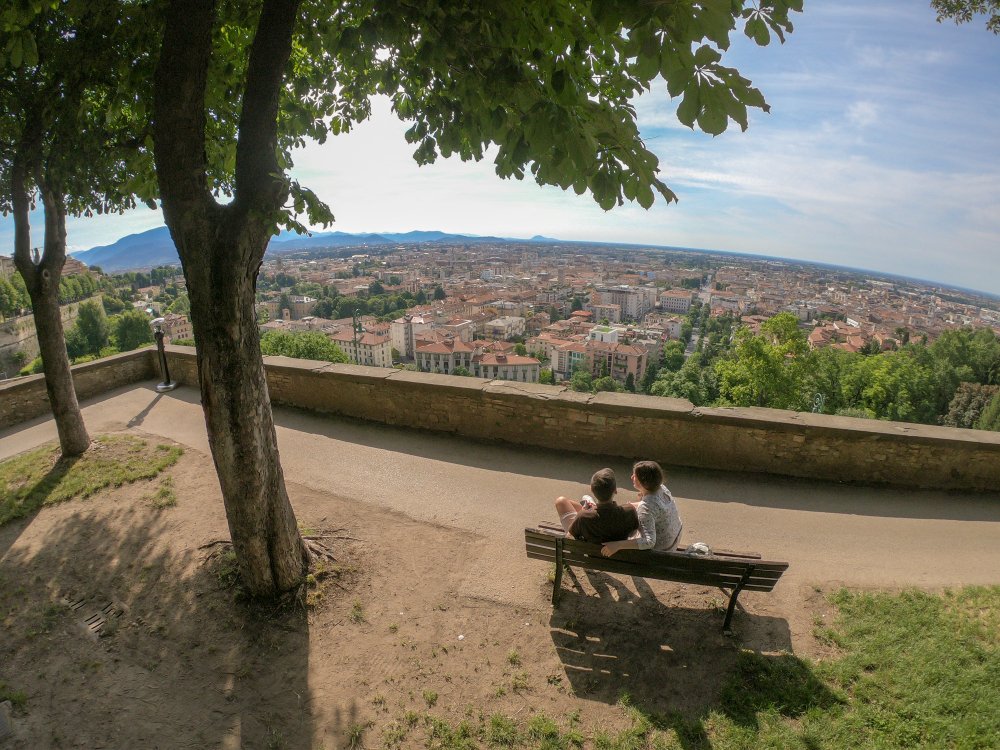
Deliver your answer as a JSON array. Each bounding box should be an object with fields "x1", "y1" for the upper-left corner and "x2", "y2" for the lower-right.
[
  {"x1": 158, "y1": 347, "x2": 999, "y2": 492},
  {"x1": 2, "y1": 346, "x2": 996, "y2": 491},
  {"x1": 0, "y1": 349, "x2": 157, "y2": 429}
]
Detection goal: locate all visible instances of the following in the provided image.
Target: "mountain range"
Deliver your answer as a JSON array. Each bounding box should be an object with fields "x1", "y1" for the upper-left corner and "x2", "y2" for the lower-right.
[{"x1": 71, "y1": 226, "x2": 559, "y2": 272}]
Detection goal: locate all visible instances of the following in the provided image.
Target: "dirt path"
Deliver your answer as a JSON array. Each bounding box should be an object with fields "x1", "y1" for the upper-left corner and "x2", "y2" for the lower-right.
[
  {"x1": 3, "y1": 382, "x2": 997, "y2": 602},
  {"x1": 1, "y1": 384, "x2": 998, "y2": 748}
]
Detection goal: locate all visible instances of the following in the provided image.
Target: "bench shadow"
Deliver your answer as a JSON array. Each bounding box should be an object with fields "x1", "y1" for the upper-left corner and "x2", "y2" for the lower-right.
[{"x1": 549, "y1": 575, "x2": 841, "y2": 749}]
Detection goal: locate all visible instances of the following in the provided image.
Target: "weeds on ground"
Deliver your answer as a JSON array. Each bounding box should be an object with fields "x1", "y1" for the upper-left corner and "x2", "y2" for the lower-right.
[
  {"x1": 346, "y1": 720, "x2": 373, "y2": 749},
  {"x1": 350, "y1": 599, "x2": 366, "y2": 624},
  {"x1": 0, "y1": 435, "x2": 182, "y2": 526},
  {"x1": 146, "y1": 476, "x2": 177, "y2": 508},
  {"x1": 214, "y1": 549, "x2": 241, "y2": 589},
  {"x1": 375, "y1": 587, "x2": 998, "y2": 749},
  {"x1": 0, "y1": 681, "x2": 27, "y2": 710}
]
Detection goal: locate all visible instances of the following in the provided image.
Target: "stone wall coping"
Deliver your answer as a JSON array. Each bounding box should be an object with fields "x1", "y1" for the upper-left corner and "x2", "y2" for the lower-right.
[
  {"x1": 244, "y1": 348, "x2": 1000, "y2": 451},
  {"x1": 0, "y1": 347, "x2": 155, "y2": 396}
]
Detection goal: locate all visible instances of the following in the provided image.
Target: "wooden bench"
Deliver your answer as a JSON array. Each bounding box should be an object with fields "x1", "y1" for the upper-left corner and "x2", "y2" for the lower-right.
[{"x1": 525, "y1": 524, "x2": 789, "y2": 634}]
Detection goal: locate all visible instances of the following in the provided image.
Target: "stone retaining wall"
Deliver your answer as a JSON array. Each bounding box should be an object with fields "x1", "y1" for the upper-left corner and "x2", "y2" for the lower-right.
[
  {"x1": 0, "y1": 295, "x2": 102, "y2": 376},
  {"x1": 160, "y1": 346, "x2": 999, "y2": 492},
  {"x1": 0, "y1": 349, "x2": 156, "y2": 429}
]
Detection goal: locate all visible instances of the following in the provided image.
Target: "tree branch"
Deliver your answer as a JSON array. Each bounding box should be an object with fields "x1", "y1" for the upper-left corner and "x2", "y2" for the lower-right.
[
  {"x1": 233, "y1": 0, "x2": 302, "y2": 219},
  {"x1": 11, "y1": 113, "x2": 41, "y2": 285},
  {"x1": 153, "y1": 0, "x2": 218, "y2": 227}
]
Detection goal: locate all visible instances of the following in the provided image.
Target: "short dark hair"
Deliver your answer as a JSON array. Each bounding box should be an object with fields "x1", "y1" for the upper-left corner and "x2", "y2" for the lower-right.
[
  {"x1": 590, "y1": 468, "x2": 616, "y2": 502},
  {"x1": 632, "y1": 460, "x2": 664, "y2": 493}
]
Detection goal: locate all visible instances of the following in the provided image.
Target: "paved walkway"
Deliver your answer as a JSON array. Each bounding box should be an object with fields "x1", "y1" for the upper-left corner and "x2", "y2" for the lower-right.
[{"x1": 3, "y1": 381, "x2": 999, "y2": 605}]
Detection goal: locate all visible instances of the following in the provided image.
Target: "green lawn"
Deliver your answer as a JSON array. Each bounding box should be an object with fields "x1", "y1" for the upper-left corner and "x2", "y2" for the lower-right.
[
  {"x1": 0, "y1": 435, "x2": 183, "y2": 527},
  {"x1": 382, "y1": 587, "x2": 999, "y2": 750}
]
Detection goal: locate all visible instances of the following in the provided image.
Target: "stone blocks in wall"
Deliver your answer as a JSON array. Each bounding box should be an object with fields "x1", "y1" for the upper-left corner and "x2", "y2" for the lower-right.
[
  {"x1": 6, "y1": 345, "x2": 995, "y2": 492},
  {"x1": 0, "y1": 349, "x2": 157, "y2": 429},
  {"x1": 156, "y1": 348, "x2": 1000, "y2": 492}
]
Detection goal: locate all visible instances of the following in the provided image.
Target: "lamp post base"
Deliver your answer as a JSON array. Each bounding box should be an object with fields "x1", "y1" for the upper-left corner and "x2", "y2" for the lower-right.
[{"x1": 156, "y1": 382, "x2": 178, "y2": 393}]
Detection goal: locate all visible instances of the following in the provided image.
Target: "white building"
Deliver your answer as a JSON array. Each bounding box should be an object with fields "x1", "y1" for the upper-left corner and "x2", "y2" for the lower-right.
[
  {"x1": 482, "y1": 316, "x2": 526, "y2": 340},
  {"x1": 658, "y1": 289, "x2": 694, "y2": 314},
  {"x1": 329, "y1": 328, "x2": 392, "y2": 368},
  {"x1": 592, "y1": 285, "x2": 655, "y2": 321},
  {"x1": 390, "y1": 314, "x2": 432, "y2": 359}
]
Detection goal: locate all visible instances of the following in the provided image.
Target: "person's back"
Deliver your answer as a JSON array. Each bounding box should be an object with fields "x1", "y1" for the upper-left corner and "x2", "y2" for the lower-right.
[
  {"x1": 570, "y1": 499, "x2": 638, "y2": 543},
  {"x1": 565, "y1": 468, "x2": 638, "y2": 543}
]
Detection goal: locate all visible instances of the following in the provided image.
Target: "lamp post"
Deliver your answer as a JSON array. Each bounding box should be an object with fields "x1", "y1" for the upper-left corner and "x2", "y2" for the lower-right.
[
  {"x1": 352, "y1": 308, "x2": 362, "y2": 364},
  {"x1": 150, "y1": 317, "x2": 177, "y2": 393}
]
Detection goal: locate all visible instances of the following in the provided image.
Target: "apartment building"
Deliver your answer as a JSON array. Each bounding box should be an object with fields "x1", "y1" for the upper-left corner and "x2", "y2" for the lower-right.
[
  {"x1": 552, "y1": 339, "x2": 647, "y2": 385},
  {"x1": 0, "y1": 255, "x2": 15, "y2": 280},
  {"x1": 592, "y1": 284, "x2": 656, "y2": 321},
  {"x1": 475, "y1": 352, "x2": 540, "y2": 382},
  {"x1": 482, "y1": 315, "x2": 526, "y2": 340},
  {"x1": 161, "y1": 313, "x2": 193, "y2": 343},
  {"x1": 415, "y1": 337, "x2": 477, "y2": 374},
  {"x1": 437, "y1": 317, "x2": 475, "y2": 342},
  {"x1": 643, "y1": 313, "x2": 682, "y2": 339},
  {"x1": 390, "y1": 314, "x2": 432, "y2": 359},
  {"x1": 658, "y1": 289, "x2": 694, "y2": 314},
  {"x1": 588, "y1": 302, "x2": 622, "y2": 323},
  {"x1": 415, "y1": 338, "x2": 540, "y2": 382},
  {"x1": 328, "y1": 327, "x2": 392, "y2": 367}
]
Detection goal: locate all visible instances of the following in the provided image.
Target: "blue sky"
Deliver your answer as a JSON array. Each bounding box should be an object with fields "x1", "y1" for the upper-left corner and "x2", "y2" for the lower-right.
[{"x1": 3, "y1": 2, "x2": 999, "y2": 295}]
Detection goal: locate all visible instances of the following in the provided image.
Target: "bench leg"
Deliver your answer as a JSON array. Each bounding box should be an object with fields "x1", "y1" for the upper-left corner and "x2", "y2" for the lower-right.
[
  {"x1": 723, "y1": 567, "x2": 754, "y2": 635},
  {"x1": 552, "y1": 539, "x2": 564, "y2": 606}
]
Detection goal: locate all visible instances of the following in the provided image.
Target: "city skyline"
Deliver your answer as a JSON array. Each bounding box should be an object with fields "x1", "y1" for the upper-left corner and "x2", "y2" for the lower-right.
[{"x1": 2, "y1": 2, "x2": 998, "y2": 295}]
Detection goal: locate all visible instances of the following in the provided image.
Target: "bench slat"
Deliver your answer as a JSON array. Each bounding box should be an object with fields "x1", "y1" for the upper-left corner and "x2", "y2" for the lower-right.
[
  {"x1": 526, "y1": 549, "x2": 783, "y2": 592},
  {"x1": 528, "y1": 526, "x2": 762, "y2": 560},
  {"x1": 525, "y1": 534, "x2": 788, "y2": 574},
  {"x1": 524, "y1": 525, "x2": 791, "y2": 615},
  {"x1": 525, "y1": 541, "x2": 788, "y2": 577}
]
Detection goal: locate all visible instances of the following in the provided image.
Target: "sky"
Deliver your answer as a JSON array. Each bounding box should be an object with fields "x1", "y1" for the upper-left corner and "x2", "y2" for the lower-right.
[{"x1": 3, "y1": 2, "x2": 999, "y2": 295}]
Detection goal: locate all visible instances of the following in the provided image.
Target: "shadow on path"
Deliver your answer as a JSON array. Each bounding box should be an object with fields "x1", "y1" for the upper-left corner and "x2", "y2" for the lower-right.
[
  {"x1": 270, "y1": 403, "x2": 1000, "y2": 523},
  {"x1": 0, "y1": 453, "x2": 80, "y2": 562},
  {"x1": 126, "y1": 393, "x2": 163, "y2": 428},
  {"x1": 0, "y1": 501, "x2": 318, "y2": 749}
]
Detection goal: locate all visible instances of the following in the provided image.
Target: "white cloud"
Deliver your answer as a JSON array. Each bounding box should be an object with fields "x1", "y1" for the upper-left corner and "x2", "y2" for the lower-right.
[{"x1": 846, "y1": 100, "x2": 879, "y2": 128}]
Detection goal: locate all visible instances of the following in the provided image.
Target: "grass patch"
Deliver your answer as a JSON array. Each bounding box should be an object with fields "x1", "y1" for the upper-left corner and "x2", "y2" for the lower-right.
[
  {"x1": 146, "y1": 476, "x2": 177, "y2": 508},
  {"x1": 0, "y1": 435, "x2": 182, "y2": 527},
  {"x1": 0, "y1": 681, "x2": 27, "y2": 710},
  {"x1": 215, "y1": 549, "x2": 241, "y2": 589}
]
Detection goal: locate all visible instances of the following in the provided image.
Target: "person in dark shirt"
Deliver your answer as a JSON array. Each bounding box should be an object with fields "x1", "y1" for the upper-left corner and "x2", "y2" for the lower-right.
[{"x1": 553, "y1": 468, "x2": 639, "y2": 544}]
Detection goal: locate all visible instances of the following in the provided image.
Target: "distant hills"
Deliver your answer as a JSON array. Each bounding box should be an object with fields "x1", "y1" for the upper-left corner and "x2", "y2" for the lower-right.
[{"x1": 71, "y1": 226, "x2": 561, "y2": 272}]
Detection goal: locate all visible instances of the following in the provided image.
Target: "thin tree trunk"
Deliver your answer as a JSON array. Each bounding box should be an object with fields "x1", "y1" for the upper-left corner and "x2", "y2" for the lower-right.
[
  {"x1": 154, "y1": 0, "x2": 307, "y2": 596},
  {"x1": 11, "y1": 152, "x2": 90, "y2": 457}
]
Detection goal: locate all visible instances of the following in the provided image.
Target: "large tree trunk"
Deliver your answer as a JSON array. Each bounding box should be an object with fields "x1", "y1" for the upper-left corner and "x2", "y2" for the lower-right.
[
  {"x1": 153, "y1": 0, "x2": 308, "y2": 596},
  {"x1": 181, "y1": 223, "x2": 307, "y2": 596},
  {"x1": 11, "y1": 153, "x2": 90, "y2": 457}
]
